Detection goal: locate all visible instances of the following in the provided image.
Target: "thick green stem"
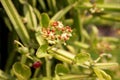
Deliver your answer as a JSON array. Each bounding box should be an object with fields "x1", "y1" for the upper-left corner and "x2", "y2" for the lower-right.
[
  {"x1": 21, "y1": 55, "x2": 27, "y2": 64},
  {"x1": 45, "y1": 57, "x2": 52, "y2": 78}
]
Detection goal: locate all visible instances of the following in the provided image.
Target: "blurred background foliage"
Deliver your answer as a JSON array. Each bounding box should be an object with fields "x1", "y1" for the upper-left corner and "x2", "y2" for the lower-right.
[{"x1": 0, "y1": 0, "x2": 120, "y2": 80}]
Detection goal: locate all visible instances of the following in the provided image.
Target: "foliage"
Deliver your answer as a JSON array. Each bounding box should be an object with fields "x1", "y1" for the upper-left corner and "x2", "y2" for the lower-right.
[{"x1": 0, "y1": 0, "x2": 120, "y2": 80}]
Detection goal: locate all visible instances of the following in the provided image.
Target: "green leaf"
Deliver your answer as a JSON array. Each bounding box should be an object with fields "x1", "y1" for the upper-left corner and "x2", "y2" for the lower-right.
[
  {"x1": 40, "y1": 13, "x2": 50, "y2": 28},
  {"x1": 51, "y1": 2, "x2": 78, "y2": 21},
  {"x1": 36, "y1": 44, "x2": 48, "y2": 58},
  {"x1": 28, "y1": 0, "x2": 36, "y2": 7},
  {"x1": 100, "y1": 69, "x2": 112, "y2": 80},
  {"x1": 93, "y1": 67, "x2": 111, "y2": 80},
  {"x1": 34, "y1": 8, "x2": 41, "y2": 25},
  {"x1": 38, "y1": 0, "x2": 46, "y2": 11},
  {"x1": 93, "y1": 67, "x2": 104, "y2": 80},
  {"x1": 48, "y1": 49, "x2": 73, "y2": 63},
  {"x1": 55, "y1": 64, "x2": 69, "y2": 75},
  {"x1": 82, "y1": 29, "x2": 90, "y2": 40},
  {"x1": 73, "y1": 9, "x2": 83, "y2": 40},
  {"x1": 51, "y1": 48, "x2": 75, "y2": 61},
  {"x1": 100, "y1": 14, "x2": 120, "y2": 22},
  {"x1": 97, "y1": 4, "x2": 120, "y2": 12},
  {"x1": 24, "y1": 4, "x2": 37, "y2": 29},
  {"x1": 94, "y1": 63, "x2": 118, "y2": 69},
  {"x1": 3, "y1": 17, "x2": 13, "y2": 31},
  {"x1": 96, "y1": 0, "x2": 104, "y2": 4},
  {"x1": 46, "y1": 0, "x2": 57, "y2": 13},
  {"x1": 74, "y1": 41, "x2": 89, "y2": 49},
  {"x1": 31, "y1": 77, "x2": 50, "y2": 80},
  {"x1": 35, "y1": 29, "x2": 46, "y2": 45},
  {"x1": 12, "y1": 62, "x2": 31, "y2": 80},
  {"x1": 0, "y1": 70, "x2": 15, "y2": 80},
  {"x1": 74, "y1": 52, "x2": 90, "y2": 65},
  {"x1": 1, "y1": 0, "x2": 30, "y2": 45}
]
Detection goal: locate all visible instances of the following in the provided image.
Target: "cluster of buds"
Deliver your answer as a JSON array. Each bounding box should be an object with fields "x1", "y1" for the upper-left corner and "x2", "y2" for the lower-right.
[{"x1": 41, "y1": 21, "x2": 72, "y2": 44}]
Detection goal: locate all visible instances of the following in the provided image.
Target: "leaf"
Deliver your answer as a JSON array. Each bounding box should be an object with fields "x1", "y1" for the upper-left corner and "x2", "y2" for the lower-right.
[
  {"x1": 34, "y1": 8, "x2": 41, "y2": 25},
  {"x1": 74, "y1": 41, "x2": 89, "y2": 49},
  {"x1": 24, "y1": 4, "x2": 37, "y2": 29},
  {"x1": 36, "y1": 44, "x2": 49, "y2": 58},
  {"x1": 55, "y1": 64, "x2": 69, "y2": 75},
  {"x1": 51, "y1": 2, "x2": 78, "y2": 21},
  {"x1": 12, "y1": 62, "x2": 31, "y2": 80},
  {"x1": 73, "y1": 9, "x2": 82, "y2": 40},
  {"x1": 94, "y1": 63, "x2": 118, "y2": 69},
  {"x1": 51, "y1": 48, "x2": 75, "y2": 60},
  {"x1": 35, "y1": 30, "x2": 46, "y2": 45},
  {"x1": 96, "y1": 0, "x2": 104, "y2": 4},
  {"x1": 1, "y1": 0, "x2": 30, "y2": 45},
  {"x1": 48, "y1": 49, "x2": 73, "y2": 63},
  {"x1": 74, "y1": 52, "x2": 90, "y2": 65},
  {"x1": 100, "y1": 69, "x2": 111, "y2": 80},
  {"x1": 97, "y1": 4, "x2": 120, "y2": 12},
  {"x1": 0, "y1": 70, "x2": 15, "y2": 80},
  {"x1": 82, "y1": 29, "x2": 90, "y2": 40},
  {"x1": 31, "y1": 77, "x2": 50, "y2": 80},
  {"x1": 40, "y1": 13, "x2": 50, "y2": 28},
  {"x1": 93, "y1": 67, "x2": 104, "y2": 80},
  {"x1": 46, "y1": 0, "x2": 57, "y2": 13},
  {"x1": 100, "y1": 14, "x2": 120, "y2": 22},
  {"x1": 93, "y1": 67, "x2": 111, "y2": 80},
  {"x1": 38, "y1": 0, "x2": 46, "y2": 11}
]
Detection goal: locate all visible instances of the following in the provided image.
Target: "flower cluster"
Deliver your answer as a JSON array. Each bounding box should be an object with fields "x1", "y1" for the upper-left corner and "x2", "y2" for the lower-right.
[{"x1": 41, "y1": 21, "x2": 72, "y2": 44}]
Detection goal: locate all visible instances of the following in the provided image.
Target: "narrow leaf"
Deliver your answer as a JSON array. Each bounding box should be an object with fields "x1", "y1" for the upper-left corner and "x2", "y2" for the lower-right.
[
  {"x1": 51, "y1": 48, "x2": 75, "y2": 60},
  {"x1": 1, "y1": 0, "x2": 30, "y2": 45},
  {"x1": 94, "y1": 63, "x2": 118, "y2": 69},
  {"x1": 38, "y1": 0, "x2": 46, "y2": 11},
  {"x1": 74, "y1": 41, "x2": 89, "y2": 49},
  {"x1": 93, "y1": 67, "x2": 111, "y2": 80},
  {"x1": 93, "y1": 67, "x2": 104, "y2": 80},
  {"x1": 51, "y1": 2, "x2": 78, "y2": 20},
  {"x1": 24, "y1": 4, "x2": 37, "y2": 29}
]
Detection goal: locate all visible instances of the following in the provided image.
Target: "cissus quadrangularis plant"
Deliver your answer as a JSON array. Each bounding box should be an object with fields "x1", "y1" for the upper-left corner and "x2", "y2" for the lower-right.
[{"x1": 0, "y1": 0, "x2": 120, "y2": 80}]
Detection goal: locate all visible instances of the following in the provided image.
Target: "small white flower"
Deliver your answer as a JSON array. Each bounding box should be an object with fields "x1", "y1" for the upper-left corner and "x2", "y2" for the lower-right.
[
  {"x1": 61, "y1": 33, "x2": 69, "y2": 40},
  {"x1": 57, "y1": 21, "x2": 64, "y2": 28},
  {"x1": 49, "y1": 32, "x2": 54, "y2": 37},
  {"x1": 48, "y1": 40, "x2": 56, "y2": 44}
]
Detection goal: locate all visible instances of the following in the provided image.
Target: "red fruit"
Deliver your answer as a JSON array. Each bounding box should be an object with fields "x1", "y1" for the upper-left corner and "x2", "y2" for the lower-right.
[{"x1": 32, "y1": 61, "x2": 42, "y2": 69}]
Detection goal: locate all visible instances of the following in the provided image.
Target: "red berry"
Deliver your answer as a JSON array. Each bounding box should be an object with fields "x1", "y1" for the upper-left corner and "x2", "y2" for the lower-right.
[{"x1": 32, "y1": 61, "x2": 41, "y2": 69}]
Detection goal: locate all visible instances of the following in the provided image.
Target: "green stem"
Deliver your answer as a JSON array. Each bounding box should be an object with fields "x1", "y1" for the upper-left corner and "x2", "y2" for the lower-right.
[
  {"x1": 45, "y1": 57, "x2": 52, "y2": 78},
  {"x1": 33, "y1": 68, "x2": 40, "y2": 77},
  {"x1": 21, "y1": 55, "x2": 27, "y2": 64}
]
